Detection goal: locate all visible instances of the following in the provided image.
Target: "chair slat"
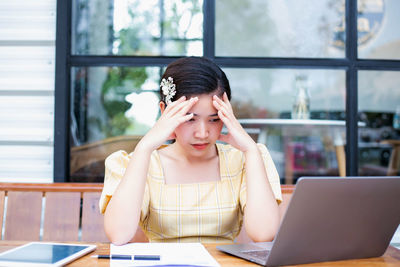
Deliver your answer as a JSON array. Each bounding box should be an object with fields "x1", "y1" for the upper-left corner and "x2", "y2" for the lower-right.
[
  {"x1": 4, "y1": 191, "x2": 42, "y2": 240},
  {"x1": 0, "y1": 183, "x2": 103, "y2": 192},
  {"x1": 42, "y1": 192, "x2": 81, "y2": 241},
  {"x1": 81, "y1": 192, "x2": 108, "y2": 242}
]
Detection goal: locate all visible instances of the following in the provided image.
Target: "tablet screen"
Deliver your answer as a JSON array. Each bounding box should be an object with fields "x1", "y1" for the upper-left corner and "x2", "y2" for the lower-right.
[{"x1": 0, "y1": 242, "x2": 96, "y2": 265}]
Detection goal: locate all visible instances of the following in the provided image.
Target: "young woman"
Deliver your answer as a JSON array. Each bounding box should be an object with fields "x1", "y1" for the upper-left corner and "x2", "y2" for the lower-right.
[{"x1": 100, "y1": 57, "x2": 282, "y2": 245}]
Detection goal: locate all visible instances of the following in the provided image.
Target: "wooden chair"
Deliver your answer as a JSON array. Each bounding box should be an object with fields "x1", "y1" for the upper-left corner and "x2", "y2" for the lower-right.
[
  {"x1": 70, "y1": 135, "x2": 142, "y2": 175},
  {"x1": 0, "y1": 183, "x2": 108, "y2": 242},
  {"x1": 0, "y1": 182, "x2": 294, "y2": 243}
]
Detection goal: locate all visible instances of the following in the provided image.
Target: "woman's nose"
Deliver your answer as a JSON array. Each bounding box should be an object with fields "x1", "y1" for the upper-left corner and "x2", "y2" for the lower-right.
[{"x1": 194, "y1": 121, "x2": 209, "y2": 139}]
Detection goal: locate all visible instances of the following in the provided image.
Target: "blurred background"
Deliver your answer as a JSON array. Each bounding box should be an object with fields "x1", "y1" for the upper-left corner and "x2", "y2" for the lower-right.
[{"x1": 1, "y1": 0, "x2": 399, "y2": 184}]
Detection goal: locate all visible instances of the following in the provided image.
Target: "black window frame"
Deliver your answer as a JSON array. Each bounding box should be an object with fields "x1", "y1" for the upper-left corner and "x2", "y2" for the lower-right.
[{"x1": 54, "y1": 0, "x2": 400, "y2": 182}]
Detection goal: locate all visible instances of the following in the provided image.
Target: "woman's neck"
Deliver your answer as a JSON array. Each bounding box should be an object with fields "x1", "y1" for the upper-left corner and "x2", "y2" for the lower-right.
[
  {"x1": 168, "y1": 142, "x2": 218, "y2": 164},
  {"x1": 159, "y1": 142, "x2": 221, "y2": 185}
]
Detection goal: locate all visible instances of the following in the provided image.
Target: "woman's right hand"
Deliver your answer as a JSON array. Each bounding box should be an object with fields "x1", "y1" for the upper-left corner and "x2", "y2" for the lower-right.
[{"x1": 137, "y1": 96, "x2": 198, "y2": 151}]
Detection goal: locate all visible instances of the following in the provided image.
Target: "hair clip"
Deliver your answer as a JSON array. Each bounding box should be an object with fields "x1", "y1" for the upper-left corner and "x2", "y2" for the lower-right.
[{"x1": 160, "y1": 77, "x2": 176, "y2": 105}]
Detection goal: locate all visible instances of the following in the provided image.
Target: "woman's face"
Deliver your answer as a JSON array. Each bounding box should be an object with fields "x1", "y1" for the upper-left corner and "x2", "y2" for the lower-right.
[{"x1": 173, "y1": 94, "x2": 223, "y2": 156}]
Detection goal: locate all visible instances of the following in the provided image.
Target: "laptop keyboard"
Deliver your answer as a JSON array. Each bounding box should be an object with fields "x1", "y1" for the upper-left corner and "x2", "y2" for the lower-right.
[{"x1": 242, "y1": 250, "x2": 270, "y2": 260}]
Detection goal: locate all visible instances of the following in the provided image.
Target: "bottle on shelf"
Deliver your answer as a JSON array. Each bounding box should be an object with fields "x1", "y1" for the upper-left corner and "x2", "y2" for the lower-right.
[
  {"x1": 393, "y1": 106, "x2": 400, "y2": 130},
  {"x1": 291, "y1": 75, "x2": 310, "y2": 120}
]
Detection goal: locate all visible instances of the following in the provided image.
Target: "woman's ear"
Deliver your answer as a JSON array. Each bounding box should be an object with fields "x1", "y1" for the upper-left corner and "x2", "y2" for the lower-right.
[{"x1": 159, "y1": 101, "x2": 166, "y2": 114}]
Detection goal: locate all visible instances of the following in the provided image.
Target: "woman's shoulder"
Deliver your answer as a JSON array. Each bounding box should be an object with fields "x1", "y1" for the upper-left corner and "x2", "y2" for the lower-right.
[
  {"x1": 148, "y1": 144, "x2": 172, "y2": 179},
  {"x1": 216, "y1": 142, "x2": 239, "y2": 153},
  {"x1": 105, "y1": 144, "x2": 170, "y2": 161},
  {"x1": 104, "y1": 145, "x2": 167, "y2": 172},
  {"x1": 105, "y1": 150, "x2": 132, "y2": 170},
  {"x1": 104, "y1": 146, "x2": 166, "y2": 182},
  {"x1": 216, "y1": 143, "x2": 244, "y2": 169}
]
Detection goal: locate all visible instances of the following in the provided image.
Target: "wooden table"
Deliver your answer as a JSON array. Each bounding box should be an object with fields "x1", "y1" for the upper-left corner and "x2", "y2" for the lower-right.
[{"x1": 0, "y1": 241, "x2": 399, "y2": 266}]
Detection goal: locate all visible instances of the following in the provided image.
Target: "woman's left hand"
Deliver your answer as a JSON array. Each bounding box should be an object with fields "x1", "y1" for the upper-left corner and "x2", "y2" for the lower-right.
[{"x1": 213, "y1": 93, "x2": 257, "y2": 152}]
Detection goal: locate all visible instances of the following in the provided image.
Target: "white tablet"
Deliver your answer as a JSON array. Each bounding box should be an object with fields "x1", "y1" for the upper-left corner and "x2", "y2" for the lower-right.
[{"x1": 0, "y1": 242, "x2": 96, "y2": 266}]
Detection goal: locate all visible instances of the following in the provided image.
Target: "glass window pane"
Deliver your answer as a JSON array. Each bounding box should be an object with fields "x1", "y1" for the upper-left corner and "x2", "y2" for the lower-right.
[
  {"x1": 358, "y1": 71, "x2": 400, "y2": 176},
  {"x1": 216, "y1": 0, "x2": 345, "y2": 58},
  {"x1": 72, "y1": 0, "x2": 203, "y2": 56},
  {"x1": 70, "y1": 66, "x2": 162, "y2": 182},
  {"x1": 358, "y1": 0, "x2": 400, "y2": 59},
  {"x1": 224, "y1": 68, "x2": 346, "y2": 184}
]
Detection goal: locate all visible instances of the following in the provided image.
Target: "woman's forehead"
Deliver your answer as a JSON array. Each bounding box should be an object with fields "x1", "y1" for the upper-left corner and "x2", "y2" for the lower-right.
[{"x1": 188, "y1": 94, "x2": 218, "y2": 116}]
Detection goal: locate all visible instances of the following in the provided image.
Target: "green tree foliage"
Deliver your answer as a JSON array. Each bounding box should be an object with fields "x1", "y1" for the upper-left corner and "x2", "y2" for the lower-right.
[
  {"x1": 100, "y1": 0, "x2": 202, "y2": 137},
  {"x1": 101, "y1": 66, "x2": 147, "y2": 137}
]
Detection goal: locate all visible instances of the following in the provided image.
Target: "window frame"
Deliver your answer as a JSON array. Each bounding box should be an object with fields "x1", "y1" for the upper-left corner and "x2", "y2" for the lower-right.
[{"x1": 54, "y1": 0, "x2": 400, "y2": 182}]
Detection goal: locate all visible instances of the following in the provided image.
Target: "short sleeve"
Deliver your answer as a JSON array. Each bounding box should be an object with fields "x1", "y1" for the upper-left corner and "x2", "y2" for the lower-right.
[
  {"x1": 239, "y1": 143, "x2": 282, "y2": 211},
  {"x1": 99, "y1": 150, "x2": 150, "y2": 222},
  {"x1": 99, "y1": 150, "x2": 130, "y2": 214}
]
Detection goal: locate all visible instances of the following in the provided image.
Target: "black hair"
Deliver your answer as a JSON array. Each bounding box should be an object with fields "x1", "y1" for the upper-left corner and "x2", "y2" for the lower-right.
[{"x1": 160, "y1": 57, "x2": 231, "y2": 104}]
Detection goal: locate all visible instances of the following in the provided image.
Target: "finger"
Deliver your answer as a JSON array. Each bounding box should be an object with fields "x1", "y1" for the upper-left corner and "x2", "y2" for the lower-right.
[
  {"x1": 165, "y1": 96, "x2": 186, "y2": 112},
  {"x1": 223, "y1": 92, "x2": 229, "y2": 101},
  {"x1": 167, "y1": 97, "x2": 197, "y2": 117},
  {"x1": 170, "y1": 98, "x2": 197, "y2": 120},
  {"x1": 213, "y1": 94, "x2": 224, "y2": 105},
  {"x1": 213, "y1": 94, "x2": 225, "y2": 106},
  {"x1": 217, "y1": 110, "x2": 234, "y2": 129},
  {"x1": 170, "y1": 95, "x2": 186, "y2": 106},
  {"x1": 214, "y1": 95, "x2": 239, "y2": 127},
  {"x1": 215, "y1": 102, "x2": 234, "y2": 122},
  {"x1": 176, "y1": 97, "x2": 198, "y2": 116},
  {"x1": 222, "y1": 92, "x2": 233, "y2": 112},
  {"x1": 213, "y1": 94, "x2": 233, "y2": 113},
  {"x1": 176, "y1": 112, "x2": 194, "y2": 125},
  {"x1": 212, "y1": 98, "x2": 221, "y2": 110},
  {"x1": 213, "y1": 96, "x2": 229, "y2": 114}
]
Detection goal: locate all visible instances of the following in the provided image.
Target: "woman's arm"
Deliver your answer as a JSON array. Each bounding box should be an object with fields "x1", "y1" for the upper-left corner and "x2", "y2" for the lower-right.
[
  {"x1": 213, "y1": 93, "x2": 280, "y2": 242},
  {"x1": 242, "y1": 146, "x2": 280, "y2": 242},
  {"x1": 103, "y1": 144, "x2": 152, "y2": 245},
  {"x1": 103, "y1": 96, "x2": 198, "y2": 245}
]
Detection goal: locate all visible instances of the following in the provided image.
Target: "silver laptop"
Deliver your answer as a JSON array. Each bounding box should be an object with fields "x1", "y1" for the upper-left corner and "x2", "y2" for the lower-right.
[{"x1": 217, "y1": 176, "x2": 400, "y2": 266}]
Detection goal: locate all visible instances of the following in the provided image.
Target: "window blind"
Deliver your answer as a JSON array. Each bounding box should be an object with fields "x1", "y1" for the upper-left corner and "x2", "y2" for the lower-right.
[{"x1": 0, "y1": 0, "x2": 56, "y2": 182}]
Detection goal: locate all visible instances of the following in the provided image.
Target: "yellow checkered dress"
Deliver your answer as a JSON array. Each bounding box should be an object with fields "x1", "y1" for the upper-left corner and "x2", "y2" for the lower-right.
[{"x1": 100, "y1": 143, "x2": 282, "y2": 243}]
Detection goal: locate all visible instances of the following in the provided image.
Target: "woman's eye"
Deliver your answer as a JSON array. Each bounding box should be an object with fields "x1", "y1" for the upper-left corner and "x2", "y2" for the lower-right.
[
  {"x1": 188, "y1": 118, "x2": 195, "y2": 122},
  {"x1": 210, "y1": 118, "x2": 220, "y2": 122}
]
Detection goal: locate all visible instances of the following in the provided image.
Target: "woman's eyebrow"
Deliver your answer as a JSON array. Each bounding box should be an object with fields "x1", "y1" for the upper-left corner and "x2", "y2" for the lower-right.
[{"x1": 188, "y1": 113, "x2": 219, "y2": 117}]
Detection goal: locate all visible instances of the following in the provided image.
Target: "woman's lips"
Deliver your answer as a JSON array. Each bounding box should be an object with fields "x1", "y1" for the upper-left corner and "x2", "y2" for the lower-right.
[{"x1": 192, "y1": 143, "x2": 208, "y2": 150}]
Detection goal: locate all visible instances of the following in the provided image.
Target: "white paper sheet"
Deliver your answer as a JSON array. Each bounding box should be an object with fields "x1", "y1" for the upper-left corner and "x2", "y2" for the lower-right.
[{"x1": 110, "y1": 242, "x2": 220, "y2": 267}]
